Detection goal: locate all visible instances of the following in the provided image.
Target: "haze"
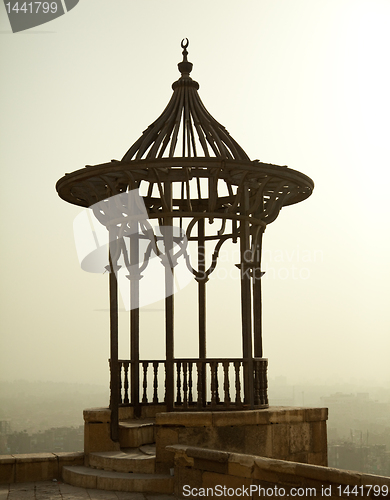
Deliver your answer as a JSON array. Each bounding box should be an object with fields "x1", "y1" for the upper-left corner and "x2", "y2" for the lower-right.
[{"x1": 0, "y1": 0, "x2": 389, "y2": 391}]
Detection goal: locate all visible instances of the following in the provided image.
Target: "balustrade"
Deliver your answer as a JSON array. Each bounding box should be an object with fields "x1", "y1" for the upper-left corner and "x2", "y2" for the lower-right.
[{"x1": 115, "y1": 357, "x2": 268, "y2": 410}]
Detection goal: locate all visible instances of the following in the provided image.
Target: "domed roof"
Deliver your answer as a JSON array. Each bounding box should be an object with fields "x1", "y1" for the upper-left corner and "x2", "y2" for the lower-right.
[{"x1": 122, "y1": 39, "x2": 250, "y2": 162}]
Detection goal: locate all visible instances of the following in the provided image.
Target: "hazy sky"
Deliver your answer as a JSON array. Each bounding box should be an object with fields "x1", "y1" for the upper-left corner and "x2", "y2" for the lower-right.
[{"x1": 1, "y1": 0, "x2": 389, "y2": 391}]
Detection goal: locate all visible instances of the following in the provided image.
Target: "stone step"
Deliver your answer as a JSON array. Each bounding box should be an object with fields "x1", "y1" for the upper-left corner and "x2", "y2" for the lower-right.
[
  {"x1": 140, "y1": 443, "x2": 156, "y2": 455},
  {"x1": 119, "y1": 418, "x2": 155, "y2": 448},
  {"x1": 89, "y1": 446, "x2": 156, "y2": 474},
  {"x1": 62, "y1": 465, "x2": 174, "y2": 493}
]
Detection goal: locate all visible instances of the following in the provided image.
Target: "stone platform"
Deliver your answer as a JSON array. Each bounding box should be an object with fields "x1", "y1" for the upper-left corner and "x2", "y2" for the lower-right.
[
  {"x1": 83, "y1": 406, "x2": 328, "y2": 476},
  {"x1": 154, "y1": 407, "x2": 328, "y2": 474}
]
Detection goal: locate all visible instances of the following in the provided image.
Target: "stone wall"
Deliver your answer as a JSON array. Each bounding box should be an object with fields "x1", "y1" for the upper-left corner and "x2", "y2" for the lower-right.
[
  {"x1": 155, "y1": 407, "x2": 328, "y2": 474},
  {"x1": 168, "y1": 445, "x2": 390, "y2": 499},
  {"x1": 0, "y1": 452, "x2": 84, "y2": 484}
]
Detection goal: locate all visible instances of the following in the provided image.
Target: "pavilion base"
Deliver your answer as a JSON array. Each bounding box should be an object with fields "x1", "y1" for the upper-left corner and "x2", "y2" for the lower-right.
[
  {"x1": 154, "y1": 407, "x2": 328, "y2": 474},
  {"x1": 82, "y1": 406, "x2": 327, "y2": 473},
  {"x1": 83, "y1": 405, "x2": 166, "y2": 457}
]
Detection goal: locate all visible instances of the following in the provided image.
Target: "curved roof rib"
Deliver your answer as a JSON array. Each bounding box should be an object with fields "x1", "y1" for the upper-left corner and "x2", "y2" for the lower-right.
[{"x1": 122, "y1": 39, "x2": 249, "y2": 162}]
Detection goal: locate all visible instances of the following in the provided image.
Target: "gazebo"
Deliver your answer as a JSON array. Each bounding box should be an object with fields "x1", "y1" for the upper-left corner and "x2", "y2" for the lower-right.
[{"x1": 56, "y1": 40, "x2": 314, "y2": 442}]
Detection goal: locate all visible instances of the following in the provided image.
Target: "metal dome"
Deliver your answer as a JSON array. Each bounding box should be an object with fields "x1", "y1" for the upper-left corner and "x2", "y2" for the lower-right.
[{"x1": 122, "y1": 39, "x2": 249, "y2": 162}]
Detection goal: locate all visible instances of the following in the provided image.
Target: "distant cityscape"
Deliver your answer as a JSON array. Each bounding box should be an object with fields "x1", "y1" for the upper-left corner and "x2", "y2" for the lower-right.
[
  {"x1": 271, "y1": 376, "x2": 390, "y2": 477},
  {"x1": 0, "y1": 423, "x2": 83, "y2": 454},
  {"x1": 1, "y1": 378, "x2": 389, "y2": 477}
]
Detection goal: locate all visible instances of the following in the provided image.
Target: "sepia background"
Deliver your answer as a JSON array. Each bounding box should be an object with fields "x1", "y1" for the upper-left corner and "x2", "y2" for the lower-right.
[{"x1": 0, "y1": 0, "x2": 389, "y2": 393}]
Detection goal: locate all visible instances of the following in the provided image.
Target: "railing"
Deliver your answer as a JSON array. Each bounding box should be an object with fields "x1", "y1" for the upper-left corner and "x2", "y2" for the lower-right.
[{"x1": 113, "y1": 358, "x2": 268, "y2": 411}]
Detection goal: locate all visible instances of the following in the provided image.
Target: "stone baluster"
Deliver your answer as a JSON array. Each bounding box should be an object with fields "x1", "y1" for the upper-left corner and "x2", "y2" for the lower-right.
[
  {"x1": 153, "y1": 362, "x2": 159, "y2": 404},
  {"x1": 188, "y1": 362, "x2": 193, "y2": 405},
  {"x1": 261, "y1": 359, "x2": 268, "y2": 405},
  {"x1": 142, "y1": 362, "x2": 148, "y2": 403},
  {"x1": 234, "y1": 360, "x2": 242, "y2": 407},
  {"x1": 123, "y1": 361, "x2": 130, "y2": 405},
  {"x1": 118, "y1": 362, "x2": 123, "y2": 404},
  {"x1": 254, "y1": 360, "x2": 260, "y2": 406},
  {"x1": 176, "y1": 362, "x2": 182, "y2": 404},
  {"x1": 196, "y1": 361, "x2": 203, "y2": 410},
  {"x1": 183, "y1": 361, "x2": 188, "y2": 409},
  {"x1": 164, "y1": 361, "x2": 167, "y2": 404},
  {"x1": 210, "y1": 361, "x2": 217, "y2": 408},
  {"x1": 215, "y1": 362, "x2": 220, "y2": 404},
  {"x1": 223, "y1": 361, "x2": 231, "y2": 407}
]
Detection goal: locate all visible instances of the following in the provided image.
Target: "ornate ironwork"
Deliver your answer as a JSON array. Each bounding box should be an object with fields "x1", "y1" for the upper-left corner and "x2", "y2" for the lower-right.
[{"x1": 56, "y1": 40, "x2": 313, "y2": 440}]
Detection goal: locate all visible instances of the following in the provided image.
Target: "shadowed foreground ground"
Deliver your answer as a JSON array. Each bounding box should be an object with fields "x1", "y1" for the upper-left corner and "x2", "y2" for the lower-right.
[{"x1": 0, "y1": 481, "x2": 179, "y2": 500}]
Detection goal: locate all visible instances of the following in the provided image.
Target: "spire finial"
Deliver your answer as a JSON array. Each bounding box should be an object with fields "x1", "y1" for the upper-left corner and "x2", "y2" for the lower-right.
[
  {"x1": 178, "y1": 38, "x2": 192, "y2": 76},
  {"x1": 181, "y1": 38, "x2": 189, "y2": 59}
]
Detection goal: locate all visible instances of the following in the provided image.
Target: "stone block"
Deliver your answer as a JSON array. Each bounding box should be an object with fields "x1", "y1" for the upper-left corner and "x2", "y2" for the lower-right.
[
  {"x1": 193, "y1": 458, "x2": 228, "y2": 474},
  {"x1": 83, "y1": 407, "x2": 111, "y2": 423},
  {"x1": 228, "y1": 453, "x2": 255, "y2": 478},
  {"x1": 56, "y1": 451, "x2": 85, "y2": 474},
  {"x1": 178, "y1": 425, "x2": 218, "y2": 450},
  {"x1": 311, "y1": 420, "x2": 327, "y2": 454},
  {"x1": 155, "y1": 427, "x2": 179, "y2": 471},
  {"x1": 271, "y1": 423, "x2": 289, "y2": 459},
  {"x1": 119, "y1": 421, "x2": 154, "y2": 448},
  {"x1": 118, "y1": 406, "x2": 134, "y2": 420},
  {"x1": 0, "y1": 455, "x2": 15, "y2": 483},
  {"x1": 307, "y1": 451, "x2": 327, "y2": 467},
  {"x1": 156, "y1": 411, "x2": 213, "y2": 427},
  {"x1": 212, "y1": 410, "x2": 259, "y2": 427},
  {"x1": 253, "y1": 459, "x2": 282, "y2": 485},
  {"x1": 141, "y1": 405, "x2": 167, "y2": 419},
  {"x1": 166, "y1": 444, "x2": 196, "y2": 473},
  {"x1": 174, "y1": 465, "x2": 203, "y2": 497},
  {"x1": 257, "y1": 456, "x2": 297, "y2": 476},
  {"x1": 304, "y1": 407, "x2": 328, "y2": 422},
  {"x1": 268, "y1": 407, "x2": 305, "y2": 424},
  {"x1": 186, "y1": 447, "x2": 229, "y2": 463},
  {"x1": 360, "y1": 473, "x2": 390, "y2": 487},
  {"x1": 327, "y1": 467, "x2": 361, "y2": 487},
  {"x1": 255, "y1": 409, "x2": 273, "y2": 425},
  {"x1": 174, "y1": 452, "x2": 194, "y2": 468},
  {"x1": 289, "y1": 452, "x2": 309, "y2": 464},
  {"x1": 62, "y1": 465, "x2": 97, "y2": 489},
  {"x1": 255, "y1": 468, "x2": 291, "y2": 487},
  {"x1": 209, "y1": 425, "x2": 244, "y2": 453},
  {"x1": 14, "y1": 453, "x2": 58, "y2": 482},
  {"x1": 295, "y1": 462, "x2": 331, "y2": 483},
  {"x1": 84, "y1": 422, "x2": 120, "y2": 454},
  {"x1": 166, "y1": 443, "x2": 187, "y2": 453},
  {"x1": 253, "y1": 455, "x2": 301, "y2": 486},
  {"x1": 96, "y1": 474, "x2": 131, "y2": 492},
  {"x1": 244, "y1": 424, "x2": 273, "y2": 457},
  {"x1": 289, "y1": 422, "x2": 311, "y2": 454}
]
